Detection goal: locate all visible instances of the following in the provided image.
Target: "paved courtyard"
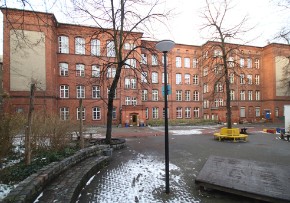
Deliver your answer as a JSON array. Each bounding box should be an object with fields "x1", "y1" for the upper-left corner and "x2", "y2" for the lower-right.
[{"x1": 76, "y1": 124, "x2": 290, "y2": 203}]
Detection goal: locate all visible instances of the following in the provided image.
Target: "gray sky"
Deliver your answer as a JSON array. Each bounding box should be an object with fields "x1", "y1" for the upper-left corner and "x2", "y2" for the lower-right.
[{"x1": 0, "y1": 0, "x2": 289, "y2": 54}]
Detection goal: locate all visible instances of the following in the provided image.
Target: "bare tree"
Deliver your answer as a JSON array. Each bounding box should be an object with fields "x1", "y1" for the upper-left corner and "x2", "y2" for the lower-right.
[
  {"x1": 69, "y1": 0, "x2": 170, "y2": 143},
  {"x1": 200, "y1": 0, "x2": 252, "y2": 128}
]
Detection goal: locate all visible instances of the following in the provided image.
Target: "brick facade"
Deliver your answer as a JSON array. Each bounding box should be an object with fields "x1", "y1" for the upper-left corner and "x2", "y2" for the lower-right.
[{"x1": 1, "y1": 8, "x2": 290, "y2": 126}]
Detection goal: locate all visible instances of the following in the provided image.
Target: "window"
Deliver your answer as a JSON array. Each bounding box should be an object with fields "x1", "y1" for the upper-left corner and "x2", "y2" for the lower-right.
[
  {"x1": 275, "y1": 107, "x2": 279, "y2": 117},
  {"x1": 193, "y1": 58, "x2": 198, "y2": 68},
  {"x1": 152, "y1": 90, "x2": 158, "y2": 101},
  {"x1": 92, "y1": 86, "x2": 100, "y2": 99},
  {"x1": 214, "y1": 49, "x2": 222, "y2": 57},
  {"x1": 75, "y1": 37, "x2": 85, "y2": 55},
  {"x1": 193, "y1": 90, "x2": 199, "y2": 101},
  {"x1": 176, "y1": 90, "x2": 182, "y2": 101},
  {"x1": 125, "y1": 58, "x2": 136, "y2": 69},
  {"x1": 184, "y1": 58, "x2": 190, "y2": 68},
  {"x1": 58, "y1": 35, "x2": 69, "y2": 53},
  {"x1": 240, "y1": 74, "x2": 245, "y2": 84},
  {"x1": 255, "y1": 75, "x2": 260, "y2": 85},
  {"x1": 255, "y1": 59, "x2": 260, "y2": 69},
  {"x1": 247, "y1": 75, "x2": 252, "y2": 84},
  {"x1": 176, "y1": 57, "x2": 181, "y2": 68},
  {"x1": 176, "y1": 107, "x2": 182, "y2": 118},
  {"x1": 184, "y1": 74, "x2": 190, "y2": 84},
  {"x1": 162, "y1": 55, "x2": 168, "y2": 65},
  {"x1": 60, "y1": 85, "x2": 69, "y2": 98},
  {"x1": 142, "y1": 90, "x2": 148, "y2": 101},
  {"x1": 240, "y1": 58, "x2": 244, "y2": 67},
  {"x1": 60, "y1": 107, "x2": 69, "y2": 120},
  {"x1": 107, "y1": 67, "x2": 116, "y2": 78},
  {"x1": 193, "y1": 75, "x2": 199, "y2": 85},
  {"x1": 248, "y1": 90, "x2": 253, "y2": 101},
  {"x1": 152, "y1": 54, "x2": 158, "y2": 66},
  {"x1": 228, "y1": 57, "x2": 234, "y2": 67},
  {"x1": 152, "y1": 72, "x2": 158, "y2": 83},
  {"x1": 107, "y1": 88, "x2": 117, "y2": 99},
  {"x1": 193, "y1": 107, "x2": 199, "y2": 118},
  {"x1": 132, "y1": 97, "x2": 137, "y2": 105},
  {"x1": 162, "y1": 73, "x2": 168, "y2": 84},
  {"x1": 240, "y1": 107, "x2": 246, "y2": 117},
  {"x1": 91, "y1": 39, "x2": 100, "y2": 56},
  {"x1": 92, "y1": 107, "x2": 101, "y2": 120},
  {"x1": 141, "y1": 72, "x2": 148, "y2": 83},
  {"x1": 247, "y1": 58, "x2": 252, "y2": 68},
  {"x1": 229, "y1": 73, "x2": 234, "y2": 84},
  {"x1": 92, "y1": 65, "x2": 100, "y2": 77},
  {"x1": 219, "y1": 98, "x2": 224, "y2": 106},
  {"x1": 131, "y1": 78, "x2": 137, "y2": 89},
  {"x1": 76, "y1": 64, "x2": 85, "y2": 77},
  {"x1": 240, "y1": 90, "x2": 245, "y2": 101},
  {"x1": 215, "y1": 83, "x2": 223, "y2": 92},
  {"x1": 77, "y1": 107, "x2": 85, "y2": 120},
  {"x1": 255, "y1": 90, "x2": 260, "y2": 100},
  {"x1": 185, "y1": 107, "x2": 191, "y2": 118},
  {"x1": 146, "y1": 108, "x2": 149, "y2": 119},
  {"x1": 162, "y1": 108, "x2": 169, "y2": 119},
  {"x1": 214, "y1": 99, "x2": 219, "y2": 107},
  {"x1": 203, "y1": 83, "x2": 208, "y2": 93},
  {"x1": 203, "y1": 67, "x2": 208, "y2": 76},
  {"x1": 59, "y1": 63, "x2": 68, "y2": 76},
  {"x1": 255, "y1": 107, "x2": 260, "y2": 117},
  {"x1": 185, "y1": 90, "x2": 190, "y2": 101},
  {"x1": 124, "y1": 43, "x2": 131, "y2": 50},
  {"x1": 107, "y1": 41, "x2": 116, "y2": 57},
  {"x1": 152, "y1": 107, "x2": 159, "y2": 119},
  {"x1": 77, "y1": 85, "x2": 85, "y2": 98},
  {"x1": 112, "y1": 107, "x2": 117, "y2": 119},
  {"x1": 125, "y1": 96, "x2": 131, "y2": 105},
  {"x1": 230, "y1": 90, "x2": 235, "y2": 100},
  {"x1": 176, "y1": 73, "x2": 182, "y2": 84},
  {"x1": 141, "y1": 54, "x2": 147, "y2": 64},
  {"x1": 203, "y1": 100, "x2": 209, "y2": 109},
  {"x1": 125, "y1": 78, "x2": 130, "y2": 89}
]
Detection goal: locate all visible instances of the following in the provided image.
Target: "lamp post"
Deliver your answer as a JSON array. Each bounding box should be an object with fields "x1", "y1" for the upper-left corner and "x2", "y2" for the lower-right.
[{"x1": 155, "y1": 40, "x2": 175, "y2": 194}]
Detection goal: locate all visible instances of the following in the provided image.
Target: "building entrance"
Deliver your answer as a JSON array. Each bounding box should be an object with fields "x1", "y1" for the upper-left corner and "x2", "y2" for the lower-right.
[{"x1": 130, "y1": 113, "x2": 139, "y2": 126}]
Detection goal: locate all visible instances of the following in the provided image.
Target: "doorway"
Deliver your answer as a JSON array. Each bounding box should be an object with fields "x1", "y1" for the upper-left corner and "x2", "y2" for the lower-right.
[{"x1": 130, "y1": 113, "x2": 139, "y2": 126}]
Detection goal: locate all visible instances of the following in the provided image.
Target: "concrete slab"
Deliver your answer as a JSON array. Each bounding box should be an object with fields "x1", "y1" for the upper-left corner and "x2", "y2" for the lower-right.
[{"x1": 195, "y1": 155, "x2": 290, "y2": 203}]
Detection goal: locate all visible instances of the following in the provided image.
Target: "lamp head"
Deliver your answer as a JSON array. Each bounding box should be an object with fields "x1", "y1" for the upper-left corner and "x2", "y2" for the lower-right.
[{"x1": 156, "y1": 40, "x2": 175, "y2": 53}]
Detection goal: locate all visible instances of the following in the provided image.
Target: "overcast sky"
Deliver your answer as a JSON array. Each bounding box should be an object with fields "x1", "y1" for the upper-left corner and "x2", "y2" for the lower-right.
[{"x1": 0, "y1": 0, "x2": 289, "y2": 54}]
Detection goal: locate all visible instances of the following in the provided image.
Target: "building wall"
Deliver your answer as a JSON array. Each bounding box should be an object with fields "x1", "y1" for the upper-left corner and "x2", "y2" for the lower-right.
[{"x1": 1, "y1": 8, "x2": 290, "y2": 126}]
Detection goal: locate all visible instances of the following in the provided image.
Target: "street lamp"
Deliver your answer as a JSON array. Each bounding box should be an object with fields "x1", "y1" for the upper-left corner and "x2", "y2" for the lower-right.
[{"x1": 155, "y1": 39, "x2": 175, "y2": 194}]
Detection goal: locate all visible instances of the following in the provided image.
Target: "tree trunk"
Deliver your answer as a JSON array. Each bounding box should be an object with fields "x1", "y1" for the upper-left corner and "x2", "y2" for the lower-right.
[{"x1": 105, "y1": 63, "x2": 123, "y2": 144}]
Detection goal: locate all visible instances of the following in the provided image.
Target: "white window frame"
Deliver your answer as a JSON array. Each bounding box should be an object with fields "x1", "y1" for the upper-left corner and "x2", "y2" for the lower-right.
[
  {"x1": 184, "y1": 57, "x2": 190, "y2": 68},
  {"x1": 107, "y1": 67, "x2": 116, "y2": 78},
  {"x1": 92, "y1": 86, "x2": 100, "y2": 99},
  {"x1": 193, "y1": 58, "x2": 198, "y2": 68},
  {"x1": 77, "y1": 85, "x2": 85, "y2": 98},
  {"x1": 92, "y1": 65, "x2": 100, "y2": 77},
  {"x1": 193, "y1": 74, "x2": 199, "y2": 85},
  {"x1": 240, "y1": 90, "x2": 245, "y2": 101},
  {"x1": 247, "y1": 74, "x2": 253, "y2": 84},
  {"x1": 60, "y1": 107, "x2": 69, "y2": 120},
  {"x1": 91, "y1": 39, "x2": 100, "y2": 56},
  {"x1": 176, "y1": 90, "x2": 182, "y2": 101},
  {"x1": 184, "y1": 74, "x2": 190, "y2": 84},
  {"x1": 152, "y1": 54, "x2": 158, "y2": 66},
  {"x1": 92, "y1": 107, "x2": 101, "y2": 120},
  {"x1": 59, "y1": 63, "x2": 68, "y2": 76},
  {"x1": 77, "y1": 107, "x2": 86, "y2": 120},
  {"x1": 248, "y1": 90, "x2": 253, "y2": 101},
  {"x1": 141, "y1": 54, "x2": 147, "y2": 64},
  {"x1": 152, "y1": 72, "x2": 158, "y2": 83},
  {"x1": 255, "y1": 90, "x2": 260, "y2": 101},
  {"x1": 76, "y1": 64, "x2": 85, "y2": 77},
  {"x1": 247, "y1": 58, "x2": 252, "y2": 68},
  {"x1": 193, "y1": 107, "x2": 199, "y2": 118},
  {"x1": 60, "y1": 85, "x2": 69, "y2": 98},
  {"x1": 185, "y1": 107, "x2": 191, "y2": 118},
  {"x1": 141, "y1": 72, "x2": 148, "y2": 83},
  {"x1": 185, "y1": 90, "x2": 190, "y2": 101},
  {"x1": 152, "y1": 107, "x2": 159, "y2": 119},
  {"x1": 152, "y1": 89, "x2": 159, "y2": 101},
  {"x1": 75, "y1": 37, "x2": 85, "y2": 55},
  {"x1": 142, "y1": 90, "x2": 148, "y2": 101},
  {"x1": 255, "y1": 75, "x2": 260, "y2": 85},
  {"x1": 176, "y1": 57, "x2": 181, "y2": 68},
  {"x1": 193, "y1": 90, "x2": 199, "y2": 101},
  {"x1": 255, "y1": 107, "x2": 260, "y2": 117},
  {"x1": 240, "y1": 107, "x2": 246, "y2": 118},
  {"x1": 107, "y1": 41, "x2": 116, "y2": 57},
  {"x1": 176, "y1": 73, "x2": 182, "y2": 84},
  {"x1": 176, "y1": 107, "x2": 182, "y2": 118},
  {"x1": 58, "y1": 35, "x2": 69, "y2": 54}
]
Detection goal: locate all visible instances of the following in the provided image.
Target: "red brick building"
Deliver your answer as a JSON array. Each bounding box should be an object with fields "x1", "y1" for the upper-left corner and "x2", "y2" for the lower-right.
[{"x1": 1, "y1": 8, "x2": 290, "y2": 126}]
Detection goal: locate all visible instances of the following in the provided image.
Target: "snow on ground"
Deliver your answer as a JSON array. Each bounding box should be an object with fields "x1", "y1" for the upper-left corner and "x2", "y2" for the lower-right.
[
  {"x1": 78, "y1": 153, "x2": 200, "y2": 203},
  {"x1": 0, "y1": 184, "x2": 16, "y2": 201}
]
